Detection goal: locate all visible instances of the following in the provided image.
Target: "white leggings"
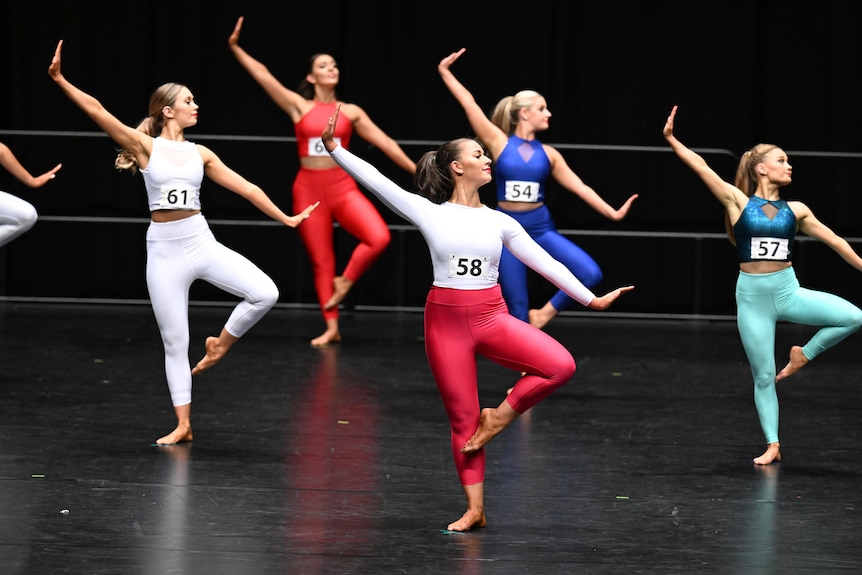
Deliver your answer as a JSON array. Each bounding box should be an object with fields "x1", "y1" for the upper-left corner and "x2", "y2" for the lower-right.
[
  {"x1": 0, "y1": 190, "x2": 37, "y2": 248},
  {"x1": 146, "y1": 214, "x2": 279, "y2": 406}
]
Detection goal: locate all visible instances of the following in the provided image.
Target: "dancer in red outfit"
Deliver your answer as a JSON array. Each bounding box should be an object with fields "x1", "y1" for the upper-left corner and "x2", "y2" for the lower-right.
[
  {"x1": 228, "y1": 16, "x2": 415, "y2": 347},
  {"x1": 322, "y1": 105, "x2": 633, "y2": 532}
]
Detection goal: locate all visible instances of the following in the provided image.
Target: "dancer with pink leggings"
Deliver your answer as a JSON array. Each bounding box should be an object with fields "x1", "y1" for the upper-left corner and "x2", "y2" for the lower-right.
[{"x1": 322, "y1": 105, "x2": 633, "y2": 532}]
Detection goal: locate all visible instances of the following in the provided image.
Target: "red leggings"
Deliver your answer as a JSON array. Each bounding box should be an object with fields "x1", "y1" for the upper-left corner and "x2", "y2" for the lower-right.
[
  {"x1": 424, "y1": 285, "x2": 576, "y2": 486},
  {"x1": 293, "y1": 167, "x2": 391, "y2": 320}
]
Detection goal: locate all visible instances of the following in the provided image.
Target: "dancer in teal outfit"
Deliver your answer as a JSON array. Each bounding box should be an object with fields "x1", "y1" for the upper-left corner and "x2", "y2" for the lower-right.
[{"x1": 663, "y1": 105, "x2": 862, "y2": 465}]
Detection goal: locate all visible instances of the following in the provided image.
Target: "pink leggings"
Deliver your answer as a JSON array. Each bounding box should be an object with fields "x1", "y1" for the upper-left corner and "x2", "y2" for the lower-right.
[
  {"x1": 424, "y1": 285, "x2": 576, "y2": 486},
  {"x1": 293, "y1": 167, "x2": 391, "y2": 320}
]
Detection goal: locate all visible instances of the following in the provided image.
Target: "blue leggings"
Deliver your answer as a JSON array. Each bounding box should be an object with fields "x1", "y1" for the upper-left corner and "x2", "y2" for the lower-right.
[
  {"x1": 736, "y1": 267, "x2": 862, "y2": 444},
  {"x1": 498, "y1": 205, "x2": 602, "y2": 321}
]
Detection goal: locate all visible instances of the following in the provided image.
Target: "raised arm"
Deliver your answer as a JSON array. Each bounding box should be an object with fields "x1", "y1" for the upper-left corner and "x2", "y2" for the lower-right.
[
  {"x1": 196, "y1": 144, "x2": 317, "y2": 228},
  {"x1": 504, "y1": 220, "x2": 634, "y2": 309},
  {"x1": 227, "y1": 16, "x2": 308, "y2": 123},
  {"x1": 437, "y1": 48, "x2": 508, "y2": 158},
  {"x1": 0, "y1": 142, "x2": 61, "y2": 188},
  {"x1": 345, "y1": 103, "x2": 416, "y2": 174},
  {"x1": 792, "y1": 201, "x2": 862, "y2": 272},
  {"x1": 48, "y1": 40, "x2": 150, "y2": 162},
  {"x1": 545, "y1": 145, "x2": 638, "y2": 221},
  {"x1": 323, "y1": 105, "x2": 428, "y2": 224},
  {"x1": 197, "y1": 144, "x2": 320, "y2": 228},
  {"x1": 663, "y1": 105, "x2": 746, "y2": 216}
]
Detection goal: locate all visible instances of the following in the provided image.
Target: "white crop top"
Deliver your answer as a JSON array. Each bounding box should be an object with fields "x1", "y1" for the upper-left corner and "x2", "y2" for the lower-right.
[
  {"x1": 329, "y1": 145, "x2": 595, "y2": 305},
  {"x1": 142, "y1": 137, "x2": 203, "y2": 212}
]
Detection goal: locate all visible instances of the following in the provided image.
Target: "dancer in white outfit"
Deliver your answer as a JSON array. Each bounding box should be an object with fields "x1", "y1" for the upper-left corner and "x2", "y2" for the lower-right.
[
  {"x1": 0, "y1": 141, "x2": 62, "y2": 247},
  {"x1": 48, "y1": 40, "x2": 318, "y2": 445}
]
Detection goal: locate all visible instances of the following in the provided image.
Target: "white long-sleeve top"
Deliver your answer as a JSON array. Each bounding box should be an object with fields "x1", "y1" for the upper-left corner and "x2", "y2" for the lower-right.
[{"x1": 330, "y1": 145, "x2": 595, "y2": 306}]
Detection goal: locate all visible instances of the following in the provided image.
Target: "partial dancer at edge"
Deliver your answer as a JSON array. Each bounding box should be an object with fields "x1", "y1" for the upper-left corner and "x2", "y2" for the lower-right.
[{"x1": 0, "y1": 141, "x2": 61, "y2": 248}]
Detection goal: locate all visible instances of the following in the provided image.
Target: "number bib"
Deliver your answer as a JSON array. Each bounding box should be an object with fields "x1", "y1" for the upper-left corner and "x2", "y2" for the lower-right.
[
  {"x1": 749, "y1": 236, "x2": 790, "y2": 261},
  {"x1": 307, "y1": 136, "x2": 341, "y2": 157},
  {"x1": 504, "y1": 180, "x2": 540, "y2": 202},
  {"x1": 449, "y1": 254, "x2": 491, "y2": 279},
  {"x1": 158, "y1": 185, "x2": 197, "y2": 209}
]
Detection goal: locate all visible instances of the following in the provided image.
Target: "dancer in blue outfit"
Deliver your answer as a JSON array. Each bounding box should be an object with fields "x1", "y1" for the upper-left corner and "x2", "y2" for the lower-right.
[
  {"x1": 438, "y1": 48, "x2": 639, "y2": 329},
  {"x1": 664, "y1": 105, "x2": 862, "y2": 465}
]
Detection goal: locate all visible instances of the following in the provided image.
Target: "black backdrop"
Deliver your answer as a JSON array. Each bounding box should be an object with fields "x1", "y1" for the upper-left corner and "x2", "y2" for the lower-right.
[{"x1": 1, "y1": 0, "x2": 861, "y2": 315}]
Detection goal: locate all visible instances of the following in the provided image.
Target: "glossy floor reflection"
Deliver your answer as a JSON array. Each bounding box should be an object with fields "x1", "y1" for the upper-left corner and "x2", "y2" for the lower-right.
[{"x1": 0, "y1": 303, "x2": 860, "y2": 574}]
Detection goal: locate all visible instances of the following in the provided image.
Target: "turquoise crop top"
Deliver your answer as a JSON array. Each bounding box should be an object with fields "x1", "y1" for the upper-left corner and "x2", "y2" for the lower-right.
[
  {"x1": 733, "y1": 196, "x2": 796, "y2": 263},
  {"x1": 494, "y1": 136, "x2": 550, "y2": 204}
]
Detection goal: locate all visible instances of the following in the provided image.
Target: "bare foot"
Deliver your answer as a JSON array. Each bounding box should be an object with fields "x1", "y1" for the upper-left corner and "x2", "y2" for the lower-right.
[
  {"x1": 155, "y1": 423, "x2": 193, "y2": 445},
  {"x1": 192, "y1": 336, "x2": 228, "y2": 375},
  {"x1": 446, "y1": 507, "x2": 487, "y2": 532},
  {"x1": 775, "y1": 346, "x2": 808, "y2": 382},
  {"x1": 323, "y1": 276, "x2": 354, "y2": 310},
  {"x1": 753, "y1": 442, "x2": 781, "y2": 465},
  {"x1": 528, "y1": 303, "x2": 557, "y2": 330},
  {"x1": 311, "y1": 329, "x2": 342, "y2": 348},
  {"x1": 461, "y1": 408, "x2": 507, "y2": 453}
]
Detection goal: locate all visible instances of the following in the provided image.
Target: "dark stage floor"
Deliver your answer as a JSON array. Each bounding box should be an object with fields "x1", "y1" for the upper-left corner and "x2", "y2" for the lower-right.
[{"x1": 0, "y1": 302, "x2": 860, "y2": 574}]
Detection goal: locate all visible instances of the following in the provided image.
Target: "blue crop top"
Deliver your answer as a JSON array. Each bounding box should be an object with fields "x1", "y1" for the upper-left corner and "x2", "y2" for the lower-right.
[
  {"x1": 733, "y1": 196, "x2": 796, "y2": 263},
  {"x1": 494, "y1": 136, "x2": 550, "y2": 204}
]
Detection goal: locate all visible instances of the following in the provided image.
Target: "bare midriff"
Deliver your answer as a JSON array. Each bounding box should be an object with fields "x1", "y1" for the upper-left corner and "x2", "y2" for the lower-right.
[
  {"x1": 497, "y1": 200, "x2": 544, "y2": 212},
  {"x1": 300, "y1": 156, "x2": 339, "y2": 170},
  {"x1": 739, "y1": 260, "x2": 792, "y2": 274},
  {"x1": 151, "y1": 209, "x2": 201, "y2": 223}
]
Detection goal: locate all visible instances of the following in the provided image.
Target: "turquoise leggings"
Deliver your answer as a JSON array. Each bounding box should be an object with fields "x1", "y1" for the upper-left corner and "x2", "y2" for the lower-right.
[{"x1": 736, "y1": 266, "x2": 862, "y2": 444}]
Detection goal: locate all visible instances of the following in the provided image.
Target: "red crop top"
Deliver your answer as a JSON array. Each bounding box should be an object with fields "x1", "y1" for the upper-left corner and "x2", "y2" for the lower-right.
[{"x1": 295, "y1": 101, "x2": 353, "y2": 158}]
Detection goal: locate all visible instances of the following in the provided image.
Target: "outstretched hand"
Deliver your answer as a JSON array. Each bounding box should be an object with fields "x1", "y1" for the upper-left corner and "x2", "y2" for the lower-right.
[
  {"x1": 48, "y1": 40, "x2": 64, "y2": 81},
  {"x1": 663, "y1": 105, "x2": 679, "y2": 139},
  {"x1": 286, "y1": 200, "x2": 320, "y2": 228},
  {"x1": 610, "y1": 193, "x2": 640, "y2": 221},
  {"x1": 587, "y1": 285, "x2": 635, "y2": 310},
  {"x1": 321, "y1": 104, "x2": 342, "y2": 152},
  {"x1": 30, "y1": 164, "x2": 63, "y2": 188},
  {"x1": 228, "y1": 16, "x2": 244, "y2": 47},
  {"x1": 438, "y1": 47, "x2": 466, "y2": 73}
]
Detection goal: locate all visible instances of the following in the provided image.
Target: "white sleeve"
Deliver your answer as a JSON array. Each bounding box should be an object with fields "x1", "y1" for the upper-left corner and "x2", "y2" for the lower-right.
[
  {"x1": 502, "y1": 216, "x2": 596, "y2": 307},
  {"x1": 329, "y1": 145, "x2": 429, "y2": 226}
]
